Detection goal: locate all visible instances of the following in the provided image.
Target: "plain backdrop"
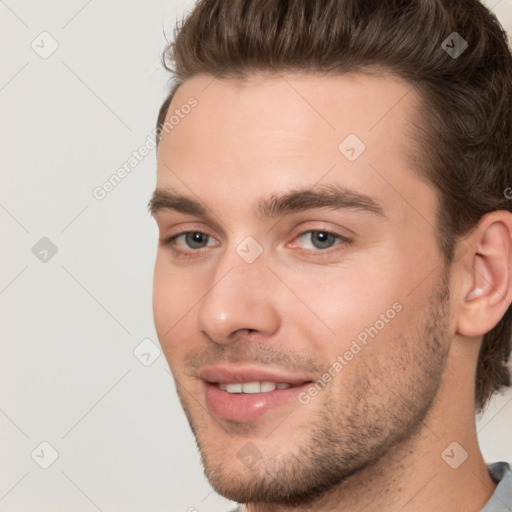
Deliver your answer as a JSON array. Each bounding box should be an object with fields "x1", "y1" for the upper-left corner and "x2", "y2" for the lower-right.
[{"x1": 1, "y1": 1, "x2": 512, "y2": 511}]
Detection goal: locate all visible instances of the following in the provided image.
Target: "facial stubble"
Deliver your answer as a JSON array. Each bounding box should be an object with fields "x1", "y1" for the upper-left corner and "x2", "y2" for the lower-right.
[{"x1": 172, "y1": 269, "x2": 452, "y2": 506}]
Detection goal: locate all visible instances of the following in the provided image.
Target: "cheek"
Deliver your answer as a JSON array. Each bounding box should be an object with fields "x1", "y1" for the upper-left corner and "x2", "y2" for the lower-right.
[
  {"x1": 152, "y1": 256, "x2": 194, "y2": 354},
  {"x1": 152, "y1": 256, "x2": 171, "y2": 333},
  {"x1": 285, "y1": 262, "x2": 399, "y2": 343},
  {"x1": 283, "y1": 252, "x2": 423, "y2": 364}
]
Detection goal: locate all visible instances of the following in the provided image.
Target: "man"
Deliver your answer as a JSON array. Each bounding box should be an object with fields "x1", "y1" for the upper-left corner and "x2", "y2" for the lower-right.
[{"x1": 148, "y1": 0, "x2": 512, "y2": 510}]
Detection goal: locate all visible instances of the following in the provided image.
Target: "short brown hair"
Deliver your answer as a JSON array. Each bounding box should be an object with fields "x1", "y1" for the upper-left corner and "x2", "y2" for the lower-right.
[{"x1": 156, "y1": 0, "x2": 512, "y2": 412}]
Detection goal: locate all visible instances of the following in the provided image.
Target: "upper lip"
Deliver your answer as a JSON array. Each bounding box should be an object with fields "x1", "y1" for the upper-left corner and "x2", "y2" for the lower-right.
[{"x1": 198, "y1": 365, "x2": 314, "y2": 385}]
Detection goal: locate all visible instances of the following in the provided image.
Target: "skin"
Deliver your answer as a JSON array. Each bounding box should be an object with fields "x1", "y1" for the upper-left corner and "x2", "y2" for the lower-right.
[{"x1": 150, "y1": 71, "x2": 512, "y2": 511}]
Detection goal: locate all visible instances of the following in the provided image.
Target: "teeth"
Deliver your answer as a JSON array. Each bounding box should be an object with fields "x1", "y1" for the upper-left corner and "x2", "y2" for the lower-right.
[
  {"x1": 226, "y1": 383, "x2": 243, "y2": 393},
  {"x1": 242, "y1": 382, "x2": 261, "y2": 394},
  {"x1": 219, "y1": 381, "x2": 294, "y2": 393},
  {"x1": 260, "y1": 381, "x2": 277, "y2": 392}
]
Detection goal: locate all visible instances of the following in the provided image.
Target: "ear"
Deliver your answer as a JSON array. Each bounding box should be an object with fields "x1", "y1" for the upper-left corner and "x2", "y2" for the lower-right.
[{"x1": 457, "y1": 210, "x2": 512, "y2": 337}]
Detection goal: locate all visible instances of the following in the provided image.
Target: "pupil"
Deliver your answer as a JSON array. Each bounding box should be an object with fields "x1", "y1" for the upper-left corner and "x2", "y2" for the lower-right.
[
  {"x1": 187, "y1": 232, "x2": 207, "y2": 248},
  {"x1": 313, "y1": 231, "x2": 334, "y2": 249}
]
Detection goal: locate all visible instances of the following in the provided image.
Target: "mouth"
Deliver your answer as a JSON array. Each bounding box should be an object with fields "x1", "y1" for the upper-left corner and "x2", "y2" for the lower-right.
[{"x1": 199, "y1": 366, "x2": 314, "y2": 422}]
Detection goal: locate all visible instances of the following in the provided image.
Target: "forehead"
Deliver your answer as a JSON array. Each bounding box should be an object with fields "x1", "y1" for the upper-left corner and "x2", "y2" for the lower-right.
[
  {"x1": 156, "y1": 71, "x2": 431, "y2": 222},
  {"x1": 162, "y1": 70, "x2": 419, "y2": 148}
]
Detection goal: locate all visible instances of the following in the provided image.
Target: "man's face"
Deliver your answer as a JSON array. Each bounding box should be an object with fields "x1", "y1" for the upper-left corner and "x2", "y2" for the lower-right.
[{"x1": 151, "y1": 72, "x2": 454, "y2": 504}]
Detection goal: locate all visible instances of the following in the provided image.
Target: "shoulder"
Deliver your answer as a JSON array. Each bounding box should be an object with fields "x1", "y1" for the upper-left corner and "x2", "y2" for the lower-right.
[{"x1": 481, "y1": 461, "x2": 512, "y2": 512}]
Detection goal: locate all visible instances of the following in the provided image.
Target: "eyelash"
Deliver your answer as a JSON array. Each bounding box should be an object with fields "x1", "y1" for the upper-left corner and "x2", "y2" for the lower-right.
[{"x1": 159, "y1": 229, "x2": 353, "y2": 259}]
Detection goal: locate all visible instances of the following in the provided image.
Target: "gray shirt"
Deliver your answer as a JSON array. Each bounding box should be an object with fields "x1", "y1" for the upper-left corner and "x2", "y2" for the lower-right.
[
  {"x1": 228, "y1": 462, "x2": 512, "y2": 511},
  {"x1": 481, "y1": 462, "x2": 512, "y2": 512}
]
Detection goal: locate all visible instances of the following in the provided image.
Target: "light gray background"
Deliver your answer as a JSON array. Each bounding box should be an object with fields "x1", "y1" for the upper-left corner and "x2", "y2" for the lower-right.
[{"x1": 1, "y1": 1, "x2": 512, "y2": 511}]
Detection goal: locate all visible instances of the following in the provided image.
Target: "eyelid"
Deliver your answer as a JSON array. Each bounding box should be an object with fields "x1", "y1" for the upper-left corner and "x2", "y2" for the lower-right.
[
  {"x1": 159, "y1": 222, "x2": 217, "y2": 243},
  {"x1": 287, "y1": 219, "x2": 353, "y2": 243}
]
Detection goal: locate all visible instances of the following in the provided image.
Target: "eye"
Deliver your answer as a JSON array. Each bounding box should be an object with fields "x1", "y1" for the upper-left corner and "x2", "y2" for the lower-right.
[
  {"x1": 160, "y1": 228, "x2": 352, "y2": 259},
  {"x1": 292, "y1": 230, "x2": 352, "y2": 251},
  {"x1": 160, "y1": 231, "x2": 217, "y2": 254},
  {"x1": 177, "y1": 232, "x2": 211, "y2": 249}
]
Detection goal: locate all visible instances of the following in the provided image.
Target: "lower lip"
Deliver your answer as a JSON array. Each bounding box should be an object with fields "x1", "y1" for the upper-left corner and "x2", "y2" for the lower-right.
[{"x1": 204, "y1": 382, "x2": 311, "y2": 422}]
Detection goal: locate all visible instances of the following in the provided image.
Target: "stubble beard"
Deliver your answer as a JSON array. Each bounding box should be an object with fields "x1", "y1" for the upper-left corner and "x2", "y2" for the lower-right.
[{"x1": 174, "y1": 270, "x2": 452, "y2": 507}]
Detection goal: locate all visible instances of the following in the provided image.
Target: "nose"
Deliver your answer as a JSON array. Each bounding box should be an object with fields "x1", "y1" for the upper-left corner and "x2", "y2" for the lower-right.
[{"x1": 196, "y1": 246, "x2": 281, "y2": 344}]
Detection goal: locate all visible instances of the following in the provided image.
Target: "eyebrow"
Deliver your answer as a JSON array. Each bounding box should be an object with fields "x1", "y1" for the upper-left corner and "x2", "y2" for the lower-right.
[{"x1": 148, "y1": 184, "x2": 386, "y2": 221}]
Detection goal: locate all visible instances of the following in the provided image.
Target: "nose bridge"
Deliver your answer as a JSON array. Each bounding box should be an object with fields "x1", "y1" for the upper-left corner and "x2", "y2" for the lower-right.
[{"x1": 196, "y1": 239, "x2": 280, "y2": 343}]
